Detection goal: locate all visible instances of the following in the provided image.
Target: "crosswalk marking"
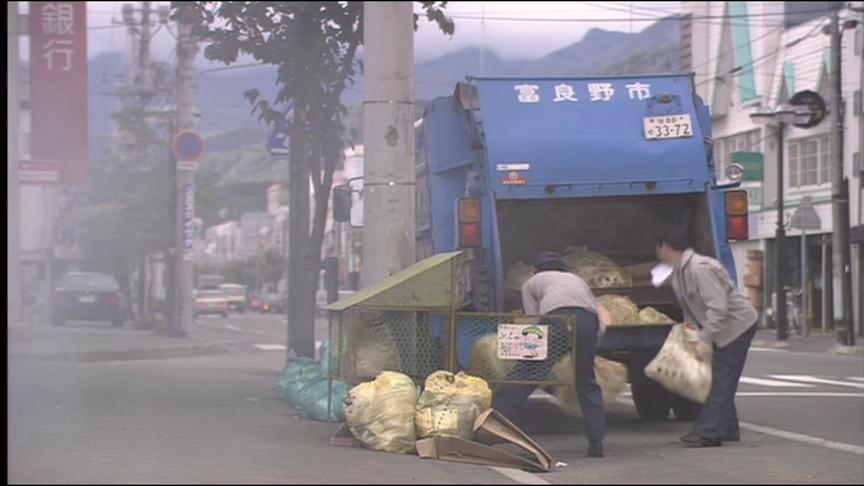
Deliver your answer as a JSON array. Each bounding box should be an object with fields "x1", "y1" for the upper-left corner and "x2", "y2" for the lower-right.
[
  {"x1": 736, "y1": 392, "x2": 864, "y2": 398},
  {"x1": 768, "y1": 375, "x2": 864, "y2": 390},
  {"x1": 254, "y1": 344, "x2": 287, "y2": 351},
  {"x1": 739, "y1": 377, "x2": 815, "y2": 388}
]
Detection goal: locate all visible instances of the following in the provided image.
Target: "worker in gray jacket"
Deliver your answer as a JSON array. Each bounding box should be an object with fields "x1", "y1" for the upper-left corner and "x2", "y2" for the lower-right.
[
  {"x1": 655, "y1": 226, "x2": 758, "y2": 447},
  {"x1": 492, "y1": 251, "x2": 606, "y2": 458}
]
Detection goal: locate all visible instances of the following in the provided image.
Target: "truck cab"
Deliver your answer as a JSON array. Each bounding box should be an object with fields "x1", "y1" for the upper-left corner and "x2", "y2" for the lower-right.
[{"x1": 415, "y1": 75, "x2": 749, "y2": 421}]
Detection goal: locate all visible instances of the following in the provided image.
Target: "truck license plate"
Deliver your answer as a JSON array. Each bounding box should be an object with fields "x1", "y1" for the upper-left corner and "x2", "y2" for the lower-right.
[
  {"x1": 78, "y1": 295, "x2": 97, "y2": 304},
  {"x1": 643, "y1": 114, "x2": 693, "y2": 140}
]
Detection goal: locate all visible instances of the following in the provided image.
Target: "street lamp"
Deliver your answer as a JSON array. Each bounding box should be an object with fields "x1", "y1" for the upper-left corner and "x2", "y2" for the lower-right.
[{"x1": 750, "y1": 105, "x2": 812, "y2": 340}]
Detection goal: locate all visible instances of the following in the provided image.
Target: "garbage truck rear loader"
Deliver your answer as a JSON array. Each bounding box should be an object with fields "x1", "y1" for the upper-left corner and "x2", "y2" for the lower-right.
[{"x1": 413, "y1": 75, "x2": 749, "y2": 421}]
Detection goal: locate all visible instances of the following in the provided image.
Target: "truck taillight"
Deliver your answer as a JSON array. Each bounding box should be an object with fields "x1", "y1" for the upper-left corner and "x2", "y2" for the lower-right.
[
  {"x1": 727, "y1": 215, "x2": 749, "y2": 241},
  {"x1": 459, "y1": 223, "x2": 482, "y2": 248},
  {"x1": 725, "y1": 190, "x2": 749, "y2": 241},
  {"x1": 457, "y1": 198, "x2": 481, "y2": 223},
  {"x1": 457, "y1": 198, "x2": 482, "y2": 248}
]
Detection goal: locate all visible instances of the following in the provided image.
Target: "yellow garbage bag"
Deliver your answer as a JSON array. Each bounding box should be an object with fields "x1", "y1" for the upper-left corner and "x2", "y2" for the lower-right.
[
  {"x1": 638, "y1": 306, "x2": 676, "y2": 324},
  {"x1": 563, "y1": 246, "x2": 632, "y2": 289},
  {"x1": 597, "y1": 295, "x2": 640, "y2": 325},
  {"x1": 344, "y1": 371, "x2": 418, "y2": 453},
  {"x1": 467, "y1": 334, "x2": 517, "y2": 391},
  {"x1": 550, "y1": 356, "x2": 629, "y2": 415},
  {"x1": 644, "y1": 324, "x2": 713, "y2": 403},
  {"x1": 415, "y1": 371, "x2": 492, "y2": 440}
]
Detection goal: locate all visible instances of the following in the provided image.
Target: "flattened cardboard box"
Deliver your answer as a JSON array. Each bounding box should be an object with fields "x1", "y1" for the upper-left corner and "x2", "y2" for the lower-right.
[{"x1": 416, "y1": 409, "x2": 552, "y2": 472}]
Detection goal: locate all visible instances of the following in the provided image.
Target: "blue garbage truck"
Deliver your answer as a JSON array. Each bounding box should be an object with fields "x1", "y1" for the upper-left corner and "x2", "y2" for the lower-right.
[{"x1": 413, "y1": 75, "x2": 750, "y2": 421}]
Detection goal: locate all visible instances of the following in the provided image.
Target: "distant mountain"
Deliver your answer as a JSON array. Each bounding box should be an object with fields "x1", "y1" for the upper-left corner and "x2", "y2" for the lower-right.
[
  {"x1": 521, "y1": 17, "x2": 680, "y2": 76},
  {"x1": 74, "y1": 16, "x2": 680, "y2": 191}
]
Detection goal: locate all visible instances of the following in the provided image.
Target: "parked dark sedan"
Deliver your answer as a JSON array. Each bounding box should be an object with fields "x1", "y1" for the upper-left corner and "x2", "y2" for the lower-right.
[{"x1": 53, "y1": 272, "x2": 128, "y2": 327}]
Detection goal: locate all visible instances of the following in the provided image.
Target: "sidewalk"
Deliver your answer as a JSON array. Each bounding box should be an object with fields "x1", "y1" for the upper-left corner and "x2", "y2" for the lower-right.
[
  {"x1": 751, "y1": 328, "x2": 864, "y2": 356},
  {"x1": 7, "y1": 322, "x2": 254, "y2": 363}
]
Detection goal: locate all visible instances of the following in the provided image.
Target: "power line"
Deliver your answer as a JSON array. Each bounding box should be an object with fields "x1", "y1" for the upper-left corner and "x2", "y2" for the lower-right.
[
  {"x1": 696, "y1": 20, "x2": 828, "y2": 89},
  {"x1": 439, "y1": 8, "x2": 837, "y2": 24},
  {"x1": 87, "y1": 24, "x2": 128, "y2": 31},
  {"x1": 586, "y1": 1, "x2": 786, "y2": 27}
]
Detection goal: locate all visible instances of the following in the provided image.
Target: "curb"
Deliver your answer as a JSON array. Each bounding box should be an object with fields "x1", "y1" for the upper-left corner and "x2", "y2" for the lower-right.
[
  {"x1": 8, "y1": 341, "x2": 253, "y2": 363},
  {"x1": 830, "y1": 345, "x2": 864, "y2": 357},
  {"x1": 751, "y1": 339, "x2": 791, "y2": 349}
]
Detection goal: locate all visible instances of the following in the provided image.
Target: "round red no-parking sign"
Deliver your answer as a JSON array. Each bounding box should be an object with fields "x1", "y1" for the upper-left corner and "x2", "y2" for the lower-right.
[{"x1": 172, "y1": 130, "x2": 204, "y2": 161}]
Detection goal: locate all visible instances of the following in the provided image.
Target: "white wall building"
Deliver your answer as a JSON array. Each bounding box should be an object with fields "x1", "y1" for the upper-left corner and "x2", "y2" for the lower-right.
[{"x1": 683, "y1": 1, "x2": 863, "y2": 332}]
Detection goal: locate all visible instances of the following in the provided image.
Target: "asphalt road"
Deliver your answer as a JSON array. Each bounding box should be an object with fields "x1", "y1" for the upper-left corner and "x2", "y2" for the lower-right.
[{"x1": 8, "y1": 313, "x2": 864, "y2": 484}]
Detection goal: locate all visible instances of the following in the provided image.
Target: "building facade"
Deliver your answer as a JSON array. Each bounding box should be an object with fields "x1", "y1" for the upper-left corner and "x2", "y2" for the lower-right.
[{"x1": 683, "y1": 1, "x2": 863, "y2": 333}]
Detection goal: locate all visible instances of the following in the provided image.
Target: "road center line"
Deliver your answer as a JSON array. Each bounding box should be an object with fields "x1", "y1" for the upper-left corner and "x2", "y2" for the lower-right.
[
  {"x1": 735, "y1": 392, "x2": 863, "y2": 397},
  {"x1": 768, "y1": 375, "x2": 864, "y2": 390},
  {"x1": 616, "y1": 397, "x2": 864, "y2": 455},
  {"x1": 739, "y1": 422, "x2": 864, "y2": 456},
  {"x1": 750, "y1": 347, "x2": 787, "y2": 353},
  {"x1": 489, "y1": 466, "x2": 551, "y2": 485},
  {"x1": 739, "y1": 377, "x2": 815, "y2": 388}
]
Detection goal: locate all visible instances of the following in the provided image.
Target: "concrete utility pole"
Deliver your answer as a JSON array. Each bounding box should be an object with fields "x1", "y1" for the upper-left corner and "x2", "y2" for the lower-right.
[
  {"x1": 8, "y1": 2, "x2": 21, "y2": 328},
  {"x1": 140, "y1": 3, "x2": 151, "y2": 74},
  {"x1": 775, "y1": 122, "x2": 788, "y2": 340},
  {"x1": 172, "y1": 19, "x2": 199, "y2": 337},
  {"x1": 362, "y1": 2, "x2": 416, "y2": 287},
  {"x1": 857, "y1": 4, "x2": 864, "y2": 339},
  {"x1": 829, "y1": 10, "x2": 855, "y2": 345}
]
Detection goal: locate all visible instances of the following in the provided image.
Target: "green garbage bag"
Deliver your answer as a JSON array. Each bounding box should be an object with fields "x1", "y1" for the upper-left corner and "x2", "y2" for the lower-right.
[
  {"x1": 295, "y1": 377, "x2": 349, "y2": 422},
  {"x1": 277, "y1": 357, "x2": 321, "y2": 402}
]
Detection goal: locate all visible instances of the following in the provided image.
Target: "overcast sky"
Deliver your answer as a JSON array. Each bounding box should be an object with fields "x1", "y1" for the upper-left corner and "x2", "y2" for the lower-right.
[{"x1": 20, "y1": 2, "x2": 682, "y2": 64}]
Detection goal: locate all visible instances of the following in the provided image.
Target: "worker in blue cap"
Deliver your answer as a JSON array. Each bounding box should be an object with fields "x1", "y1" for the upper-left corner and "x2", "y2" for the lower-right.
[{"x1": 493, "y1": 251, "x2": 606, "y2": 458}]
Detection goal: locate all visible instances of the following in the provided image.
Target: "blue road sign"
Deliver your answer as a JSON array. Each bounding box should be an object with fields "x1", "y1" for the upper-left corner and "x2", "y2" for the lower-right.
[{"x1": 267, "y1": 119, "x2": 290, "y2": 157}]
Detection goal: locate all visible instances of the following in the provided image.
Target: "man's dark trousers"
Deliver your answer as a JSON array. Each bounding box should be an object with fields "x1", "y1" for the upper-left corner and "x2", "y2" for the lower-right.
[
  {"x1": 492, "y1": 307, "x2": 605, "y2": 441},
  {"x1": 692, "y1": 323, "x2": 757, "y2": 440}
]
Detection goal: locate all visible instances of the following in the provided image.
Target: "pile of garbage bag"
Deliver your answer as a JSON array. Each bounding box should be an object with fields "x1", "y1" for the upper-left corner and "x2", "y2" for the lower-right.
[
  {"x1": 597, "y1": 294, "x2": 676, "y2": 325},
  {"x1": 354, "y1": 314, "x2": 404, "y2": 378},
  {"x1": 276, "y1": 341, "x2": 349, "y2": 422},
  {"x1": 596, "y1": 294, "x2": 640, "y2": 325},
  {"x1": 645, "y1": 323, "x2": 713, "y2": 403},
  {"x1": 551, "y1": 355, "x2": 629, "y2": 415},
  {"x1": 638, "y1": 306, "x2": 676, "y2": 324},
  {"x1": 505, "y1": 247, "x2": 653, "y2": 291},
  {"x1": 562, "y1": 246, "x2": 632, "y2": 289},
  {"x1": 415, "y1": 371, "x2": 492, "y2": 440},
  {"x1": 344, "y1": 371, "x2": 420, "y2": 453},
  {"x1": 467, "y1": 334, "x2": 630, "y2": 412},
  {"x1": 343, "y1": 370, "x2": 495, "y2": 453}
]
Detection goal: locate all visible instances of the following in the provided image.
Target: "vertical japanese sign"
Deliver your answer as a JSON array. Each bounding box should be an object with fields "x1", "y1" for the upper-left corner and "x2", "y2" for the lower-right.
[
  {"x1": 183, "y1": 184, "x2": 195, "y2": 253},
  {"x1": 29, "y1": 2, "x2": 89, "y2": 185}
]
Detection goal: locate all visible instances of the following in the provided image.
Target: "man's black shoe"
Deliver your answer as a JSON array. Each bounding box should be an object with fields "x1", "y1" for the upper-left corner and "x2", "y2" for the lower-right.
[
  {"x1": 587, "y1": 440, "x2": 604, "y2": 458},
  {"x1": 680, "y1": 432, "x2": 722, "y2": 447}
]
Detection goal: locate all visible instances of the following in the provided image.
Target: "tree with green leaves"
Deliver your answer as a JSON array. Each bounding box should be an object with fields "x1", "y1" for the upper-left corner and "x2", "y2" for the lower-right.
[
  {"x1": 175, "y1": 1, "x2": 453, "y2": 358},
  {"x1": 74, "y1": 64, "x2": 219, "y2": 322}
]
